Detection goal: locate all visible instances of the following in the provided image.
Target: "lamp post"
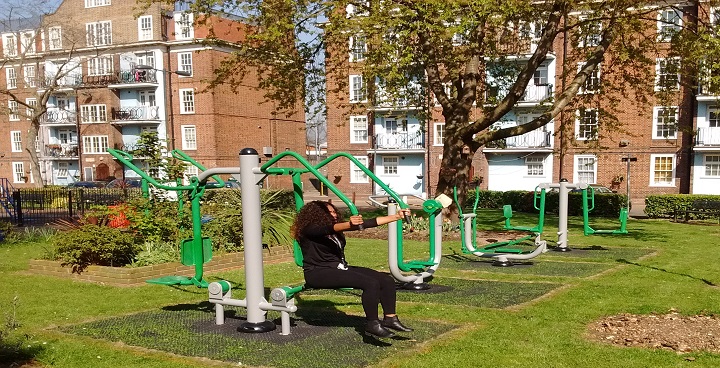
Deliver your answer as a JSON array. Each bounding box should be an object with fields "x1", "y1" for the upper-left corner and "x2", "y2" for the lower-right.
[{"x1": 135, "y1": 65, "x2": 191, "y2": 151}]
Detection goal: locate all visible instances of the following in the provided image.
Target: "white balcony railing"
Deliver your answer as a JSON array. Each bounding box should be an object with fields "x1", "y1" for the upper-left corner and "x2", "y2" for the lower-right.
[
  {"x1": 696, "y1": 127, "x2": 720, "y2": 146},
  {"x1": 486, "y1": 129, "x2": 552, "y2": 149}
]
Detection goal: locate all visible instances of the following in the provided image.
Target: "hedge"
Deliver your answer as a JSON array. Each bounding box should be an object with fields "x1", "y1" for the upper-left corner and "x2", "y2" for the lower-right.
[{"x1": 645, "y1": 194, "x2": 720, "y2": 219}]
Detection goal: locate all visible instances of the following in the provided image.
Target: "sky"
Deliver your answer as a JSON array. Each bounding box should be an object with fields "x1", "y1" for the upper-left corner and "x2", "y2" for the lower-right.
[{"x1": 0, "y1": 0, "x2": 61, "y2": 19}]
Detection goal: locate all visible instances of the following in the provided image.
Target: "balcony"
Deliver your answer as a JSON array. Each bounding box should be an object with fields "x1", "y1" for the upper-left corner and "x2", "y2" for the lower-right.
[
  {"x1": 696, "y1": 127, "x2": 720, "y2": 148},
  {"x1": 44, "y1": 143, "x2": 79, "y2": 159},
  {"x1": 373, "y1": 132, "x2": 425, "y2": 151},
  {"x1": 107, "y1": 69, "x2": 158, "y2": 89},
  {"x1": 38, "y1": 74, "x2": 83, "y2": 90},
  {"x1": 42, "y1": 109, "x2": 77, "y2": 125},
  {"x1": 485, "y1": 130, "x2": 552, "y2": 150},
  {"x1": 111, "y1": 106, "x2": 161, "y2": 123},
  {"x1": 485, "y1": 84, "x2": 553, "y2": 105}
]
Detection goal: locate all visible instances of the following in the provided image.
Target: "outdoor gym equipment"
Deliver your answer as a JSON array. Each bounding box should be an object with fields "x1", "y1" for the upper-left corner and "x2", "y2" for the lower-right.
[
  {"x1": 453, "y1": 185, "x2": 548, "y2": 267},
  {"x1": 581, "y1": 185, "x2": 629, "y2": 235},
  {"x1": 108, "y1": 148, "x2": 226, "y2": 287},
  {"x1": 368, "y1": 194, "x2": 447, "y2": 290}
]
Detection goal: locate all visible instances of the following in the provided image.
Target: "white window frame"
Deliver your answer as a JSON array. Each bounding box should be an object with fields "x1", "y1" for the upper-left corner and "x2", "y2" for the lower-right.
[
  {"x1": 349, "y1": 115, "x2": 368, "y2": 143},
  {"x1": 574, "y1": 155, "x2": 597, "y2": 184},
  {"x1": 434, "y1": 122, "x2": 445, "y2": 146},
  {"x1": 652, "y1": 106, "x2": 678, "y2": 139},
  {"x1": 175, "y1": 12, "x2": 194, "y2": 40},
  {"x1": 350, "y1": 156, "x2": 369, "y2": 183},
  {"x1": 57, "y1": 162, "x2": 69, "y2": 179},
  {"x1": 180, "y1": 89, "x2": 195, "y2": 114},
  {"x1": 87, "y1": 55, "x2": 113, "y2": 76},
  {"x1": 650, "y1": 154, "x2": 675, "y2": 186},
  {"x1": 657, "y1": 9, "x2": 682, "y2": 42},
  {"x1": 349, "y1": 74, "x2": 367, "y2": 103},
  {"x1": 575, "y1": 108, "x2": 598, "y2": 140},
  {"x1": 80, "y1": 104, "x2": 107, "y2": 123},
  {"x1": 86, "y1": 21, "x2": 112, "y2": 46},
  {"x1": 578, "y1": 62, "x2": 600, "y2": 94},
  {"x1": 704, "y1": 155, "x2": 720, "y2": 177},
  {"x1": 181, "y1": 125, "x2": 197, "y2": 150},
  {"x1": 184, "y1": 165, "x2": 199, "y2": 185},
  {"x1": 23, "y1": 65, "x2": 36, "y2": 87},
  {"x1": 8, "y1": 100, "x2": 19, "y2": 121},
  {"x1": 25, "y1": 98, "x2": 36, "y2": 120},
  {"x1": 382, "y1": 156, "x2": 399, "y2": 175},
  {"x1": 349, "y1": 34, "x2": 366, "y2": 62},
  {"x1": 12, "y1": 162, "x2": 24, "y2": 183},
  {"x1": 21, "y1": 31, "x2": 36, "y2": 55},
  {"x1": 526, "y1": 156, "x2": 544, "y2": 177},
  {"x1": 82, "y1": 135, "x2": 108, "y2": 154},
  {"x1": 5, "y1": 67, "x2": 17, "y2": 89},
  {"x1": 10, "y1": 131, "x2": 22, "y2": 152},
  {"x1": 710, "y1": 106, "x2": 720, "y2": 128},
  {"x1": 48, "y1": 26, "x2": 62, "y2": 50},
  {"x1": 2, "y1": 34, "x2": 17, "y2": 57},
  {"x1": 138, "y1": 15, "x2": 153, "y2": 41},
  {"x1": 577, "y1": 15, "x2": 602, "y2": 47},
  {"x1": 178, "y1": 52, "x2": 192, "y2": 76},
  {"x1": 85, "y1": 0, "x2": 111, "y2": 8},
  {"x1": 655, "y1": 58, "x2": 680, "y2": 91}
]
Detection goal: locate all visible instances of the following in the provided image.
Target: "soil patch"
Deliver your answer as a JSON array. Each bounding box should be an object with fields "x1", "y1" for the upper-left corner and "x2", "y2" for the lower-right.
[{"x1": 587, "y1": 310, "x2": 720, "y2": 354}]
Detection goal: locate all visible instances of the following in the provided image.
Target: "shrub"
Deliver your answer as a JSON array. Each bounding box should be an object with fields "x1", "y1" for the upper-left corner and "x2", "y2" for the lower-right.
[
  {"x1": 645, "y1": 194, "x2": 720, "y2": 218},
  {"x1": 52, "y1": 225, "x2": 141, "y2": 273},
  {"x1": 129, "y1": 241, "x2": 180, "y2": 267}
]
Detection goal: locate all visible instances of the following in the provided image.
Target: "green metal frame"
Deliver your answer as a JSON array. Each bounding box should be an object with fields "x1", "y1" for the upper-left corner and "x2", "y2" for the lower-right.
[{"x1": 581, "y1": 186, "x2": 629, "y2": 235}]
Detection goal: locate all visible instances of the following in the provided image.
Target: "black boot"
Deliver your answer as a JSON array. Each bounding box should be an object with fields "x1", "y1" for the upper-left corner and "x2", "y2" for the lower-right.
[
  {"x1": 382, "y1": 315, "x2": 413, "y2": 332},
  {"x1": 365, "y1": 319, "x2": 395, "y2": 338}
]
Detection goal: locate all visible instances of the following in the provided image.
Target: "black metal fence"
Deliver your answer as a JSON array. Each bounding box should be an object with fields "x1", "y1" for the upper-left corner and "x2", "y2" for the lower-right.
[{"x1": 0, "y1": 188, "x2": 144, "y2": 226}]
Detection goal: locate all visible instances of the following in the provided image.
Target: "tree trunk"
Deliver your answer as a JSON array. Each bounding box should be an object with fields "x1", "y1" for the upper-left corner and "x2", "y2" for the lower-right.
[
  {"x1": 25, "y1": 120, "x2": 43, "y2": 187},
  {"x1": 435, "y1": 113, "x2": 475, "y2": 221}
]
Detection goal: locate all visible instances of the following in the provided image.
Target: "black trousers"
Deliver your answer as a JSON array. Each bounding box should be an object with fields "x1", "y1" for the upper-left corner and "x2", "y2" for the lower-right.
[{"x1": 304, "y1": 266, "x2": 396, "y2": 321}]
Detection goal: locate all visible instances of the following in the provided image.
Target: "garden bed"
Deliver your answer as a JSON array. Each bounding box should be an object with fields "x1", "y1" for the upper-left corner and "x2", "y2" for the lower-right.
[{"x1": 26, "y1": 246, "x2": 293, "y2": 287}]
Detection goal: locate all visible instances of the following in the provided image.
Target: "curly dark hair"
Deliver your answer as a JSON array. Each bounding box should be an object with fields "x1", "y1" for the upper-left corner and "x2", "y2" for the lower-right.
[{"x1": 291, "y1": 201, "x2": 342, "y2": 240}]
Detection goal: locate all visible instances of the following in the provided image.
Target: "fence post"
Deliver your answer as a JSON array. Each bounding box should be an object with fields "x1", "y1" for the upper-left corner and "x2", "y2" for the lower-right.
[
  {"x1": 68, "y1": 190, "x2": 73, "y2": 218},
  {"x1": 13, "y1": 190, "x2": 23, "y2": 226}
]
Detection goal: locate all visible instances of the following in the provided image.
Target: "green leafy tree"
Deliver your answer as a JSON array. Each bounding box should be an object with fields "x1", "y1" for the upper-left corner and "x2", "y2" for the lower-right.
[
  {"x1": 140, "y1": 0, "x2": 708, "y2": 208},
  {"x1": 131, "y1": 132, "x2": 187, "y2": 182}
]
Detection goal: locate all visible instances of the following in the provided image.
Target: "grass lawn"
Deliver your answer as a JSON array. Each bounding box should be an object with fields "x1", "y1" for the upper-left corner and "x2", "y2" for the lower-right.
[{"x1": 2, "y1": 211, "x2": 720, "y2": 367}]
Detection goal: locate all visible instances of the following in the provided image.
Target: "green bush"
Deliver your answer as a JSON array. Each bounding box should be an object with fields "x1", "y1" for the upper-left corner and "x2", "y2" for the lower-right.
[
  {"x1": 52, "y1": 225, "x2": 141, "y2": 273},
  {"x1": 645, "y1": 194, "x2": 720, "y2": 219}
]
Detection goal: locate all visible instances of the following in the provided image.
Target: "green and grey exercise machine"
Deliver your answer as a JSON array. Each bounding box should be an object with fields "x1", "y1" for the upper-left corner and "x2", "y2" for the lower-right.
[
  {"x1": 108, "y1": 148, "x2": 227, "y2": 288},
  {"x1": 580, "y1": 185, "x2": 629, "y2": 235},
  {"x1": 454, "y1": 184, "x2": 548, "y2": 267},
  {"x1": 368, "y1": 193, "x2": 447, "y2": 290}
]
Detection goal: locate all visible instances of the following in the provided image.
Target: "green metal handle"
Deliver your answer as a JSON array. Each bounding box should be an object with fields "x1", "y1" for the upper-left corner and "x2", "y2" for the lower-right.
[
  {"x1": 534, "y1": 185, "x2": 542, "y2": 211},
  {"x1": 108, "y1": 148, "x2": 196, "y2": 191},
  {"x1": 587, "y1": 186, "x2": 596, "y2": 211},
  {"x1": 171, "y1": 149, "x2": 225, "y2": 188}
]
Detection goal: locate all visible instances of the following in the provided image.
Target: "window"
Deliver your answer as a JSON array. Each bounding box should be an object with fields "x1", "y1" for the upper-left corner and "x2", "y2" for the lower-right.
[
  {"x1": 178, "y1": 52, "x2": 192, "y2": 76},
  {"x1": 578, "y1": 63, "x2": 600, "y2": 94},
  {"x1": 651, "y1": 154, "x2": 675, "y2": 186},
  {"x1": 383, "y1": 156, "x2": 398, "y2": 175},
  {"x1": 81, "y1": 104, "x2": 107, "y2": 123},
  {"x1": 25, "y1": 98, "x2": 36, "y2": 119},
  {"x1": 2, "y1": 34, "x2": 17, "y2": 57},
  {"x1": 8, "y1": 100, "x2": 19, "y2": 121},
  {"x1": 533, "y1": 64, "x2": 548, "y2": 85},
  {"x1": 138, "y1": 15, "x2": 152, "y2": 41},
  {"x1": 184, "y1": 165, "x2": 199, "y2": 185},
  {"x1": 86, "y1": 21, "x2": 112, "y2": 46},
  {"x1": 180, "y1": 89, "x2": 195, "y2": 113},
  {"x1": 21, "y1": 31, "x2": 35, "y2": 55},
  {"x1": 658, "y1": 9, "x2": 682, "y2": 42},
  {"x1": 576, "y1": 108, "x2": 598, "y2": 140},
  {"x1": 85, "y1": 0, "x2": 110, "y2": 7},
  {"x1": 175, "y1": 12, "x2": 194, "y2": 39},
  {"x1": 712, "y1": 7, "x2": 720, "y2": 33},
  {"x1": 385, "y1": 119, "x2": 398, "y2": 134},
  {"x1": 349, "y1": 115, "x2": 368, "y2": 143},
  {"x1": 12, "y1": 162, "x2": 24, "y2": 183},
  {"x1": 434, "y1": 122, "x2": 445, "y2": 146},
  {"x1": 526, "y1": 156, "x2": 544, "y2": 176},
  {"x1": 655, "y1": 58, "x2": 680, "y2": 91},
  {"x1": 350, "y1": 156, "x2": 369, "y2": 183},
  {"x1": 705, "y1": 155, "x2": 720, "y2": 177},
  {"x1": 135, "y1": 51, "x2": 155, "y2": 69},
  {"x1": 349, "y1": 35, "x2": 366, "y2": 62},
  {"x1": 48, "y1": 27, "x2": 62, "y2": 50},
  {"x1": 11, "y1": 131, "x2": 22, "y2": 152},
  {"x1": 578, "y1": 15, "x2": 601, "y2": 47},
  {"x1": 57, "y1": 162, "x2": 68, "y2": 179},
  {"x1": 349, "y1": 75, "x2": 366, "y2": 103},
  {"x1": 82, "y1": 136, "x2": 108, "y2": 154},
  {"x1": 653, "y1": 106, "x2": 677, "y2": 139},
  {"x1": 5, "y1": 68, "x2": 16, "y2": 89},
  {"x1": 710, "y1": 106, "x2": 720, "y2": 128},
  {"x1": 574, "y1": 155, "x2": 597, "y2": 184},
  {"x1": 23, "y1": 65, "x2": 36, "y2": 87},
  {"x1": 87, "y1": 56, "x2": 113, "y2": 75},
  {"x1": 181, "y1": 125, "x2": 197, "y2": 150}
]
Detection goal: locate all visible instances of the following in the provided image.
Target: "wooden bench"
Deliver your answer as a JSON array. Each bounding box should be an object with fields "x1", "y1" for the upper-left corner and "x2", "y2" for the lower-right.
[{"x1": 674, "y1": 200, "x2": 720, "y2": 223}]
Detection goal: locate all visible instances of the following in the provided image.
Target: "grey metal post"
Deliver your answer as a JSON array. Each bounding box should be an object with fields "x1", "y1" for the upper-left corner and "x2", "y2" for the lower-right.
[
  {"x1": 555, "y1": 178, "x2": 571, "y2": 252},
  {"x1": 237, "y1": 148, "x2": 276, "y2": 333}
]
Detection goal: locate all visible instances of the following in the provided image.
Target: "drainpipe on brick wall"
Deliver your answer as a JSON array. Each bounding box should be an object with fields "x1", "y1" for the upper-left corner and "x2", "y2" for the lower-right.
[{"x1": 165, "y1": 44, "x2": 176, "y2": 151}]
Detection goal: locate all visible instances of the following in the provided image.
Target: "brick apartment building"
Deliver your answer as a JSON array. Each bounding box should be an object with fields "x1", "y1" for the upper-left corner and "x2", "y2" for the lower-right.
[
  {"x1": 323, "y1": 3, "x2": 720, "y2": 206},
  {"x1": 0, "y1": 0, "x2": 305, "y2": 188}
]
